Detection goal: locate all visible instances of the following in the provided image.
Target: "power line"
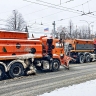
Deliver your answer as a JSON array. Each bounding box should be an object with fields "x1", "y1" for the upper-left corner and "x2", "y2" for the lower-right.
[
  {"x1": 0, "y1": 0, "x2": 93, "y2": 22},
  {"x1": 65, "y1": 0, "x2": 74, "y2": 3},
  {"x1": 24, "y1": 0, "x2": 96, "y2": 22},
  {"x1": 27, "y1": 13, "x2": 96, "y2": 28},
  {"x1": 0, "y1": 0, "x2": 93, "y2": 20},
  {"x1": 0, "y1": 3, "x2": 33, "y2": 15},
  {"x1": 23, "y1": 0, "x2": 84, "y2": 23},
  {"x1": 21, "y1": 0, "x2": 91, "y2": 17},
  {"x1": 35, "y1": 0, "x2": 83, "y2": 13},
  {"x1": 23, "y1": 7, "x2": 49, "y2": 16},
  {"x1": 36, "y1": 0, "x2": 95, "y2": 19},
  {"x1": 71, "y1": 0, "x2": 91, "y2": 8},
  {"x1": 23, "y1": 0, "x2": 83, "y2": 14}
]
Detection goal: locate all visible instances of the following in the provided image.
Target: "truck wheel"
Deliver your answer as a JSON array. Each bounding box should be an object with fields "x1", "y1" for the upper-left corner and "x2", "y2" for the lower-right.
[
  {"x1": 90, "y1": 58, "x2": 93, "y2": 62},
  {"x1": 79, "y1": 54, "x2": 85, "y2": 64},
  {"x1": 8, "y1": 62, "x2": 24, "y2": 78},
  {"x1": 51, "y1": 59, "x2": 60, "y2": 72},
  {"x1": 85, "y1": 55, "x2": 90, "y2": 63},
  {"x1": 0, "y1": 65, "x2": 5, "y2": 80},
  {"x1": 35, "y1": 66, "x2": 42, "y2": 71}
]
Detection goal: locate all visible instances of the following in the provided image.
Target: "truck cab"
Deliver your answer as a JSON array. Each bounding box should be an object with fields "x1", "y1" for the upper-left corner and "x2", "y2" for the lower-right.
[{"x1": 38, "y1": 37, "x2": 71, "y2": 70}]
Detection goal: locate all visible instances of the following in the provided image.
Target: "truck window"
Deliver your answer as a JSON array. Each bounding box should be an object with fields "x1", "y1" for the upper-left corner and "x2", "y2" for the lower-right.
[
  {"x1": 55, "y1": 42, "x2": 63, "y2": 48},
  {"x1": 64, "y1": 43, "x2": 72, "y2": 51},
  {"x1": 64, "y1": 43, "x2": 71, "y2": 55}
]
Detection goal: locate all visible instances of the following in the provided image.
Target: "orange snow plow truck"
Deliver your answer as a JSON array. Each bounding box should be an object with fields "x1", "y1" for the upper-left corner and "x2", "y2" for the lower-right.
[
  {"x1": 0, "y1": 30, "x2": 72, "y2": 80},
  {"x1": 64, "y1": 39, "x2": 96, "y2": 64}
]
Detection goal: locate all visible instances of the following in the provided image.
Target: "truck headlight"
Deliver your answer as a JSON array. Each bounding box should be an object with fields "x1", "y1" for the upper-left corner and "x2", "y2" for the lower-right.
[
  {"x1": 60, "y1": 54, "x2": 64, "y2": 59},
  {"x1": 60, "y1": 54, "x2": 63, "y2": 57}
]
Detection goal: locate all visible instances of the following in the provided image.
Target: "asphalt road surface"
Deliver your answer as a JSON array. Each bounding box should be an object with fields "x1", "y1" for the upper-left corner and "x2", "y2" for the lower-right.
[{"x1": 0, "y1": 62, "x2": 96, "y2": 96}]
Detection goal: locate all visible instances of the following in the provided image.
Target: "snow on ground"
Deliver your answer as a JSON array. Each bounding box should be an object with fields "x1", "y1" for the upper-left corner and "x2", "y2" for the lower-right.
[
  {"x1": 29, "y1": 32, "x2": 51, "y2": 38},
  {"x1": 39, "y1": 79, "x2": 96, "y2": 96}
]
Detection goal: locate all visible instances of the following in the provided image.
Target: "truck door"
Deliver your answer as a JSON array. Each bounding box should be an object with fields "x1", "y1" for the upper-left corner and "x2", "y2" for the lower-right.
[
  {"x1": 54, "y1": 40, "x2": 64, "y2": 57},
  {"x1": 46, "y1": 39, "x2": 54, "y2": 58}
]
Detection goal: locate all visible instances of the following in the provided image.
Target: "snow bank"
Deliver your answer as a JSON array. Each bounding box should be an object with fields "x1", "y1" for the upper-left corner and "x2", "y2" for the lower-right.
[{"x1": 39, "y1": 79, "x2": 96, "y2": 96}]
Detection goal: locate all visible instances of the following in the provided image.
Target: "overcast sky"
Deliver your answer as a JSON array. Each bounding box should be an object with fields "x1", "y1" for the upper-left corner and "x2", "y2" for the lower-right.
[{"x1": 0, "y1": 0, "x2": 96, "y2": 34}]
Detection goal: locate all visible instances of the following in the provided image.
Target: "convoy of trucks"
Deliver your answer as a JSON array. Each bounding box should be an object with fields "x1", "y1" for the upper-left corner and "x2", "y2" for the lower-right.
[
  {"x1": 1, "y1": 30, "x2": 96, "y2": 80},
  {"x1": 0, "y1": 30, "x2": 72, "y2": 80}
]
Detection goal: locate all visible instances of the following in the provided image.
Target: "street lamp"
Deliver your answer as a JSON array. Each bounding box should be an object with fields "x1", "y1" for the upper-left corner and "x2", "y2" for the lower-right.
[{"x1": 80, "y1": 20, "x2": 94, "y2": 38}]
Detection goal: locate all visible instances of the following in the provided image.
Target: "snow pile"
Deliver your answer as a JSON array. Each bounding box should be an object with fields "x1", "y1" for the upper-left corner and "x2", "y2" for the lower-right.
[
  {"x1": 39, "y1": 79, "x2": 96, "y2": 96},
  {"x1": 29, "y1": 33, "x2": 51, "y2": 38}
]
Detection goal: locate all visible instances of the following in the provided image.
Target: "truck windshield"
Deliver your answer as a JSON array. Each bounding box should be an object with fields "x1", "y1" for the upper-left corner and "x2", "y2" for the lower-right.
[
  {"x1": 64, "y1": 43, "x2": 72, "y2": 55},
  {"x1": 55, "y1": 42, "x2": 63, "y2": 48}
]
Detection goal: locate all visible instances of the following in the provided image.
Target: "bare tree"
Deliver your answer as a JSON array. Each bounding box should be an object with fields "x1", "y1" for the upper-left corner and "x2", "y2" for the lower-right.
[
  {"x1": 6, "y1": 10, "x2": 26, "y2": 31},
  {"x1": 56, "y1": 20, "x2": 95, "y2": 39},
  {"x1": 78, "y1": 25, "x2": 89, "y2": 39}
]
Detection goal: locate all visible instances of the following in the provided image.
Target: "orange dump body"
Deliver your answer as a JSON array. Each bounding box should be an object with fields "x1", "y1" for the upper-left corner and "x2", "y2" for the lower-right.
[
  {"x1": 0, "y1": 39, "x2": 42, "y2": 56},
  {"x1": 93, "y1": 39, "x2": 96, "y2": 47},
  {"x1": 0, "y1": 30, "x2": 43, "y2": 60},
  {"x1": 64, "y1": 39, "x2": 94, "y2": 52},
  {"x1": 0, "y1": 30, "x2": 28, "y2": 39},
  {"x1": 93, "y1": 39, "x2": 96, "y2": 53}
]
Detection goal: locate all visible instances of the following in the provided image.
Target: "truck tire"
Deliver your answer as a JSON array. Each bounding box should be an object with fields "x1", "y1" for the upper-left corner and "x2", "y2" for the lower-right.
[
  {"x1": 79, "y1": 54, "x2": 85, "y2": 64},
  {"x1": 90, "y1": 58, "x2": 93, "y2": 62},
  {"x1": 0, "y1": 65, "x2": 5, "y2": 80},
  {"x1": 35, "y1": 66, "x2": 42, "y2": 71},
  {"x1": 51, "y1": 59, "x2": 60, "y2": 72},
  {"x1": 85, "y1": 55, "x2": 90, "y2": 63},
  {"x1": 8, "y1": 62, "x2": 24, "y2": 78}
]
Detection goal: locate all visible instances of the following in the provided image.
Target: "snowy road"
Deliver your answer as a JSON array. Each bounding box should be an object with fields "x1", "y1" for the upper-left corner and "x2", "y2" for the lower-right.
[{"x1": 0, "y1": 62, "x2": 96, "y2": 96}]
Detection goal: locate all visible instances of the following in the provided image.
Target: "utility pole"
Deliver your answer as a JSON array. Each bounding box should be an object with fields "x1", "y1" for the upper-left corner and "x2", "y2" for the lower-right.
[
  {"x1": 60, "y1": 0, "x2": 61, "y2": 4},
  {"x1": 25, "y1": 26, "x2": 28, "y2": 32},
  {"x1": 69, "y1": 20, "x2": 72, "y2": 38},
  {"x1": 70, "y1": 25, "x2": 71, "y2": 38},
  {"x1": 52, "y1": 21, "x2": 56, "y2": 38},
  {"x1": 25, "y1": 26, "x2": 29, "y2": 38},
  {"x1": 76, "y1": 25, "x2": 77, "y2": 38},
  {"x1": 13, "y1": 10, "x2": 16, "y2": 30}
]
